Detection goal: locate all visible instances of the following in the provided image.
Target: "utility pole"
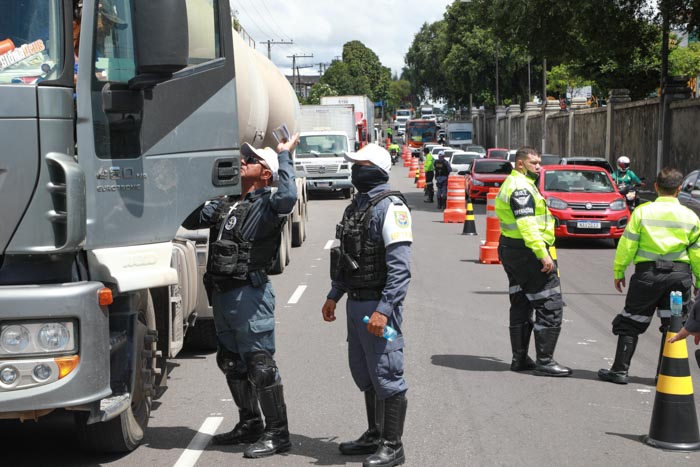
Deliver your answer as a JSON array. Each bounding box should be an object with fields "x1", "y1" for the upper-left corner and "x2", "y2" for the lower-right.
[
  {"x1": 287, "y1": 54, "x2": 313, "y2": 95},
  {"x1": 295, "y1": 64, "x2": 314, "y2": 97},
  {"x1": 263, "y1": 39, "x2": 293, "y2": 60}
]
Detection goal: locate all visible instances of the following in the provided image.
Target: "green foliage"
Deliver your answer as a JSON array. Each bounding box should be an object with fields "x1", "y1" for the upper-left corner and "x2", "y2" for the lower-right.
[
  {"x1": 305, "y1": 83, "x2": 337, "y2": 105},
  {"x1": 669, "y1": 41, "x2": 700, "y2": 77}
]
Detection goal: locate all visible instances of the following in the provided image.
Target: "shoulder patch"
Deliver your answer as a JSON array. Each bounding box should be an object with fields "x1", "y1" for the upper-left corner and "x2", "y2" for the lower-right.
[
  {"x1": 382, "y1": 203, "x2": 413, "y2": 246},
  {"x1": 510, "y1": 189, "x2": 535, "y2": 219}
]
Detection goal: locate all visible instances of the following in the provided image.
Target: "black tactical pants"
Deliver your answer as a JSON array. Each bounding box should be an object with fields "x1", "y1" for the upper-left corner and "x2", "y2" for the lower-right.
[
  {"x1": 612, "y1": 262, "x2": 692, "y2": 336},
  {"x1": 498, "y1": 239, "x2": 563, "y2": 329}
]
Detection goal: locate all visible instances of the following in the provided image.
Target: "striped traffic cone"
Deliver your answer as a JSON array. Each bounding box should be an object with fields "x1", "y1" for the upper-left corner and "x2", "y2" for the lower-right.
[
  {"x1": 643, "y1": 314, "x2": 700, "y2": 451},
  {"x1": 461, "y1": 199, "x2": 477, "y2": 235}
]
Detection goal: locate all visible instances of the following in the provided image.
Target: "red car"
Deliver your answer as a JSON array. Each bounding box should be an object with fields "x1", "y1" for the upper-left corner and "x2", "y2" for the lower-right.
[
  {"x1": 486, "y1": 148, "x2": 509, "y2": 159},
  {"x1": 539, "y1": 165, "x2": 630, "y2": 241},
  {"x1": 465, "y1": 158, "x2": 512, "y2": 200}
]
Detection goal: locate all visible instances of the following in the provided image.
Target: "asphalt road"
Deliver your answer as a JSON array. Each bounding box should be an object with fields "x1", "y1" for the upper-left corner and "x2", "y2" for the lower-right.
[{"x1": 3, "y1": 157, "x2": 700, "y2": 466}]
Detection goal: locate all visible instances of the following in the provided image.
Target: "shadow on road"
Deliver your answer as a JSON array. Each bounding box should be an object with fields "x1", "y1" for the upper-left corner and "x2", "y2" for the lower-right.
[
  {"x1": 605, "y1": 432, "x2": 645, "y2": 444},
  {"x1": 206, "y1": 433, "x2": 348, "y2": 466},
  {"x1": 430, "y1": 354, "x2": 656, "y2": 386}
]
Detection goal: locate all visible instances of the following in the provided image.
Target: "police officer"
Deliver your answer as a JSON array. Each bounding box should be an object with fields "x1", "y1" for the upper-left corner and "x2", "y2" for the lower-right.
[
  {"x1": 388, "y1": 142, "x2": 401, "y2": 165},
  {"x1": 386, "y1": 125, "x2": 393, "y2": 143},
  {"x1": 434, "y1": 150, "x2": 451, "y2": 209},
  {"x1": 496, "y1": 146, "x2": 572, "y2": 377},
  {"x1": 182, "y1": 135, "x2": 299, "y2": 458},
  {"x1": 669, "y1": 298, "x2": 700, "y2": 346},
  {"x1": 423, "y1": 146, "x2": 435, "y2": 203},
  {"x1": 599, "y1": 167, "x2": 700, "y2": 384},
  {"x1": 322, "y1": 144, "x2": 412, "y2": 467}
]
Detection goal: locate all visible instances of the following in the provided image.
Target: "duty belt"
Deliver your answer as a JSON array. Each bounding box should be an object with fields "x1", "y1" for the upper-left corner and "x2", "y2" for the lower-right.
[
  {"x1": 635, "y1": 261, "x2": 691, "y2": 273},
  {"x1": 347, "y1": 289, "x2": 383, "y2": 301},
  {"x1": 499, "y1": 235, "x2": 552, "y2": 249}
]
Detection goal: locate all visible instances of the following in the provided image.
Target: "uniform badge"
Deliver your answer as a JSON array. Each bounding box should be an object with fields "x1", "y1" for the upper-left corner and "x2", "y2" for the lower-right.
[
  {"x1": 224, "y1": 216, "x2": 237, "y2": 230},
  {"x1": 394, "y1": 211, "x2": 409, "y2": 228}
]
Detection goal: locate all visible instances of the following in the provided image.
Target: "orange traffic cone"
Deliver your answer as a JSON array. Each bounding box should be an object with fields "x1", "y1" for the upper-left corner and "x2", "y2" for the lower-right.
[
  {"x1": 417, "y1": 165, "x2": 426, "y2": 188},
  {"x1": 462, "y1": 199, "x2": 477, "y2": 235},
  {"x1": 479, "y1": 188, "x2": 501, "y2": 264},
  {"x1": 643, "y1": 313, "x2": 700, "y2": 451},
  {"x1": 408, "y1": 157, "x2": 419, "y2": 179},
  {"x1": 443, "y1": 174, "x2": 467, "y2": 223}
]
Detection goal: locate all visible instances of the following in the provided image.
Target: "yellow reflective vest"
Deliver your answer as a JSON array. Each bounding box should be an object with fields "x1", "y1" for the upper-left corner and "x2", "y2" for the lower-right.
[
  {"x1": 495, "y1": 170, "x2": 555, "y2": 259},
  {"x1": 614, "y1": 196, "x2": 700, "y2": 286}
]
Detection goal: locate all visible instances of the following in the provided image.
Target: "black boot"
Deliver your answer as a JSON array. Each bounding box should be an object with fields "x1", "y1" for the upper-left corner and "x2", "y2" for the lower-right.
[
  {"x1": 363, "y1": 393, "x2": 407, "y2": 467},
  {"x1": 212, "y1": 378, "x2": 264, "y2": 445},
  {"x1": 509, "y1": 323, "x2": 536, "y2": 372},
  {"x1": 533, "y1": 327, "x2": 572, "y2": 377},
  {"x1": 598, "y1": 335, "x2": 638, "y2": 384},
  {"x1": 339, "y1": 389, "x2": 381, "y2": 455},
  {"x1": 243, "y1": 383, "x2": 291, "y2": 458}
]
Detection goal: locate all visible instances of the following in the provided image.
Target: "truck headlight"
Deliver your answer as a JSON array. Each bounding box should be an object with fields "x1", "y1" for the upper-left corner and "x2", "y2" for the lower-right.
[
  {"x1": 0, "y1": 366, "x2": 19, "y2": 385},
  {"x1": 1, "y1": 325, "x2": 30, "y2": 353},
  {"x1": 37, "y1": 323, "x2": 70, "y2": 352}
]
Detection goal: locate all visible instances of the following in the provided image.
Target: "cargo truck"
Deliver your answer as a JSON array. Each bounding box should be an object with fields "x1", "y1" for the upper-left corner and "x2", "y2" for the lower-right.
[
  {"x1": 297, "y1": 105, "x2": 355, "y2": 198},
  {"x1": 0, "y1": 0, "x2": 306, "y2": 452},
  {"x1": 446, "y1": 122, "x2": 474, "y2": 149},
  {"x1": 320, "y1": 95, "x2": 374, "y2": 147}
]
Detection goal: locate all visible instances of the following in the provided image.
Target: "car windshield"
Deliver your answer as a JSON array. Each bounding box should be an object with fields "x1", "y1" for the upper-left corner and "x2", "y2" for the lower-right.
[
  {"x1": 396, "y1": 110, "x2": 411, "y2": 117},
  {"x1": 466, "y1": 145, "x2": 486, "y2": 155},
  {"x1": 449, "y1": 131, "x2": 472, "y2": 141},
  {"x1": 540, "y1": 155, "x2": 560, "y2": 166},
  {"x1": 452, "y1": 153, "x2": 479, "y2": 164},
  {"x1": 489, "y1": 149, "x2": 509, "y2": 159},
  {"x1": 544, "y1": 169, "x2": 615, "y2": 193},
  {"x1": 296, "y1": 135, "x2": 348, "y2": 158},
  {"x1": 475, "y1": 160, "x2": 512, "y2": 174},
  {"x1": 0, "y1": 0, "x2": 63, "y2": 85}
]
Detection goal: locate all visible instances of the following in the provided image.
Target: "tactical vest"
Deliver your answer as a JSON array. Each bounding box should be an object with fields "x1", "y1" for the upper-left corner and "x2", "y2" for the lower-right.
[
  {"x1": 331, "y1": 191, "x2": 406, "y2": 294},
  {"x1": 434, "y1": 159, "x2": 449, "y2": 177},
  {"x1": 208, "y1": 195, "x2": 284, "y2": 284}
]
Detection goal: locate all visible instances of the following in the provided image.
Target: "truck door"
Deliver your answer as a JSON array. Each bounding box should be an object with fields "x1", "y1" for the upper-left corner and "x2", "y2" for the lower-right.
[{"x1": 76, "y1": 0, "x2": 240, "y2": 250}]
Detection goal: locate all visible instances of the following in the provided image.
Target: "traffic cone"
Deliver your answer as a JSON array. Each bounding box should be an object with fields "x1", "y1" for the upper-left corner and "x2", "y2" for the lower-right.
[
  {"x1": 462, "y1": 199, "x2": 477, "y2": 235},
  {"x1": 479, "y1": 188, "x2": 501, "y2": 264},
  {"x1": 417, "y1": 166, "x2": 426, "y2": 189},
  {"x1": 443, "y1": 174, "x2": 467, "y2": 223},
  {"x1": 408, "y1": 157, "x2": 419, "y2": 179},
  {"x1": 643, "y1": 314, "x2": 700, "y2": 451},
  {"x1": 414, "y1": 165, "x2": 421, "y2": 184}
]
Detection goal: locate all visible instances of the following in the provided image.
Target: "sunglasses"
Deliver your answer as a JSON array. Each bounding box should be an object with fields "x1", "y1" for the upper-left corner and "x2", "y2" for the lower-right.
[{"x1": 244, "y1": 155, "x2": 261, "y2": 165}]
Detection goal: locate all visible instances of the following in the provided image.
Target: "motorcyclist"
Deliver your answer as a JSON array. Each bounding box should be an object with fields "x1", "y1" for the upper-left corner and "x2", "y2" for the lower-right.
[
  {"x1": 388, "y1": 143, "x2": 401, "y2": 165},
  {"x1": 612, "y1": 156, "x2": 643, "y2": 187}
]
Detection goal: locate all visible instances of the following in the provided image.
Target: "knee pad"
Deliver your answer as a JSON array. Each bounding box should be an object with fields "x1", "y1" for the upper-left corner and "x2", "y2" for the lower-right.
[
  {"x1": 245, "y1": 350, "x2": 279, "y2": 388},
  {"x1": 216, "y1": 346, "x2": 245, "y2": 379}
]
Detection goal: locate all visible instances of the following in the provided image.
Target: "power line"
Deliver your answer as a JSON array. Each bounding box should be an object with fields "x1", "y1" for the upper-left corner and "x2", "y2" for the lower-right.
[
  {"x1": 263, "y1": 39, "x2": 294, "y2": 60},
  {"x1": 236, "y1": 2, "x2": 276, "y2": 41},
  {"x1": 287, "y1": 53, "x2": 313, "y2": 94},
  {"x1": 259, "y1": 0, "x2": 293, "y2": 42},
  {"x1": 242, "y1": 0, "x2": 282, "y2": 41}
]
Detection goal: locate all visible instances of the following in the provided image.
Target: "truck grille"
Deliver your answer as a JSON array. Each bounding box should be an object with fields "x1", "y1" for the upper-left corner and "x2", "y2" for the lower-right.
[{"x1": 306, "y1": 164, "x2": 340, "y2": 174}]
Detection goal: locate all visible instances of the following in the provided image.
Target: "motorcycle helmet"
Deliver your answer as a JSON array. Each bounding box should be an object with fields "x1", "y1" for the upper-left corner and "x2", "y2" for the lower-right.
[{"x1": 617, "y1": 156, "x2": 630, "y2": 172}]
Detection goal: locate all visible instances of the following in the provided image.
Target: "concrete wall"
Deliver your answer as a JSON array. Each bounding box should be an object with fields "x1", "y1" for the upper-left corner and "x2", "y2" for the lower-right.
[{"x1": 473, "y1": 95, "x2": 700, "y2": 182}]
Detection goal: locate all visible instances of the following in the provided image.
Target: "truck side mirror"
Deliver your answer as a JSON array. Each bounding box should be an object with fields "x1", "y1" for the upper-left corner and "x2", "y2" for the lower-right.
[{"x1": 130, "y1": 0, "x2": 189, "y2": 89}]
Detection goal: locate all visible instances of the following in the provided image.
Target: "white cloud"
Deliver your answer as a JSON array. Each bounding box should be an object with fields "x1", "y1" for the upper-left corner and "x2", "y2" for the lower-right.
[{"x1": 232, "y1": 0, "x2": 453, "y2": 77}]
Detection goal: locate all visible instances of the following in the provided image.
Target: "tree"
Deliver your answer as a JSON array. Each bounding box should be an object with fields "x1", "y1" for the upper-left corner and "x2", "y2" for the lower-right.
[
  {"x1": 305, "y1": 83, "x2": 337, "y2": 105},
  {"x1": 669, "y1": 41, "x2": 700, "y2": 77}
]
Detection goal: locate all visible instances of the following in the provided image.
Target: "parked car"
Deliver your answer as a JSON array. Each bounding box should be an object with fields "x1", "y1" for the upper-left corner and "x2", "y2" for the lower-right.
[
  {"x1": 558, "y1": 156, "x2": 614, "y2": 173},
  {"x1": 450, "y1": 151, "x2": 482, "y2": 175},
  {"x1": 465, "y1": 158, "x2": 512, "y2": 200},
  {"x1": 487, "y1": 147, "x2": 509, "y2": 159},
  {"x1": 539, "y1": 165, "x2": 629, "y2": 242},
  {"x1": 464, "y1": 144, "x2": 486, "y2": 157},
  {"x1": 679, "y1": 169, "x2": 700, "y2": 217}
]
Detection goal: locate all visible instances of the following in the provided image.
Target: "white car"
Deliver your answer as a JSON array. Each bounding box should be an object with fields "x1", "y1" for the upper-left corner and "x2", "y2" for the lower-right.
[{"x1": 450, "y1": 151, "x2": 482, "y2": 175}]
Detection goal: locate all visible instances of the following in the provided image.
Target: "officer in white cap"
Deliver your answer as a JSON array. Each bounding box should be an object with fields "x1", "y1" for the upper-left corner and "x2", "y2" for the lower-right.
[{"x1": 322, "y1": 144, "x2": 413, "y2": 467}]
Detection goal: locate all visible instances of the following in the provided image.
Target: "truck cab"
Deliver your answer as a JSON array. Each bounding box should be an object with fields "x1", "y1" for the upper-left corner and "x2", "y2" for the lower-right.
[{"x1": 295, "y1": 131, "x2": 354, "y2": 198}]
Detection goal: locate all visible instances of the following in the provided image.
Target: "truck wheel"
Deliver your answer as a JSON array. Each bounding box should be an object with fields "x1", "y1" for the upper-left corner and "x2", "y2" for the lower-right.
[
  {"x1": 184, "y1": 318, "x2": 218, "y2": 351},
  {"x1": 292, "y1": 214, "x2": 305, "y2": 247},
  {"x1": 75, "y1": 293, "x2": 155, "y2": 452},
  {"x1": 342, "y1": 188, "x2": 352, "y2": 199},
  {"x1": 270, "y1": 228, "x2": 287, "y2": 274}
]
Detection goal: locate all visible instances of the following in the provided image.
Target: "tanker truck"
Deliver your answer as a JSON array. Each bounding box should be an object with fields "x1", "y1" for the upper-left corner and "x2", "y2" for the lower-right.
[{"x1": 0, "y1": 0, "x2": 305, "y2": 452}]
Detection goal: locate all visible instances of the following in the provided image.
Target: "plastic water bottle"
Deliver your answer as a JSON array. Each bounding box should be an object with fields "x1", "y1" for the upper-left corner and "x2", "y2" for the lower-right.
[
  {"x1": 670, "y1": 291, "x2": 683, "y2": 316},
  {"x1": 362, "y1": 316, "x2": 398, "y2": 342}
]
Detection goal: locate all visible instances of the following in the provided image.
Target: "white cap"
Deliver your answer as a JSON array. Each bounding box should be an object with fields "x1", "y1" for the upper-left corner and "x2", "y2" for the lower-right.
[
  {"x1": 437, "y1": 150, "x2": 446, "y2": 157},
  {"x1": 241, "y1": 143, "x2": 279, "y2": 182},
  {"x1": 343, "y1": 144, "x2": 391, "y2": 175}
]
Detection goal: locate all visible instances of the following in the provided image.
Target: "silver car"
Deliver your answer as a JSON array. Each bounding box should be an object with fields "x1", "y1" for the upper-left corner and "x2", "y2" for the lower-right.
[{"x1": 679, "y1": 169, "x2": 700, "y2": 217}]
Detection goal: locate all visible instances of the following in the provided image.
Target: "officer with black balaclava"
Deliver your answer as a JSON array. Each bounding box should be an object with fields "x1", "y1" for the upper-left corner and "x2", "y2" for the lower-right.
[
  {"x1": 183, "y1": 135, "x2": 299, "y2": 459},
  {"x1": 322, "y1": 144, "x2": 412, "y2": 467},
  {"x1": 434, "y1": 150, "x2": 452, "y2": 209}
]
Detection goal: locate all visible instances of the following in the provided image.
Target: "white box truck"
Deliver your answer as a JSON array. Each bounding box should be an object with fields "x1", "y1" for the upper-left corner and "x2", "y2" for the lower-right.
[
  {"x1": 447, "y1": 122, "x2": 474, "y2": 149},
  {"x1": 320, "y1": 95, "x2": 374, "y2": 147},
  {"x1": 297, "y1": 105, "x2": 356, "y2": 198}
]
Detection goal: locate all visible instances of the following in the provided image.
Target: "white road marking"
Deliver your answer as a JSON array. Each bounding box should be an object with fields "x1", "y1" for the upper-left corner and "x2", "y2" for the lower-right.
[
  {"x1": 324, "y1": 240, "x2": 334, "y2": 249},
  {"x1": 288, "y1": 285, "x2": 308, "y2": 304},
  {"x1": 173, "y1": 416, "x2": 223, "y2": 467},
  {"x1": 636, "y1": 388, "x2": 652, "y2": 393}
]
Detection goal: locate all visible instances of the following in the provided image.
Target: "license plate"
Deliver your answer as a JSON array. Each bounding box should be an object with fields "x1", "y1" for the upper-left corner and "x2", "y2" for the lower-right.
[{"x1": 577, "y1": 221, "x2": 601, "y2": 229}]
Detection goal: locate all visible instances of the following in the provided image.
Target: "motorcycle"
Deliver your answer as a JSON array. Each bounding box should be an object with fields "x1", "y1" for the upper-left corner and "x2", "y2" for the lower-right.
[
  {"x1": 618, "y1": 182, "x2": 642, "y2": 211},
  {"x1": 390, "y1": 148, "x2": 400, "y2": 165}
]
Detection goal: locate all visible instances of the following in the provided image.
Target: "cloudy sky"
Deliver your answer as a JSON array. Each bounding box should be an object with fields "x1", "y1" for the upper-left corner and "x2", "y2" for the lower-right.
[{"x1": 231, "y1": 0, "x2": 454, "y2": 77}]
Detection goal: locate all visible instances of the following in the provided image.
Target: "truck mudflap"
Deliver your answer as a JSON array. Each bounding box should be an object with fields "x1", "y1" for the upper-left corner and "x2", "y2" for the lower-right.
[{"x1": 0, "y1": 282, "x2": 112, "y2": 413}]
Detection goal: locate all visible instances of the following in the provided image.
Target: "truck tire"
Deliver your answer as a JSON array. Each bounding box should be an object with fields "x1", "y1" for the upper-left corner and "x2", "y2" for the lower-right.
[
  {"x1": 292, "y1": 216, "x2": 305, "y2": 247},
  {"x1": 342, "y1": 188, "x2": 352, "y2": 199},
  {"x1": 75, "y1": 292, "x2": 156, "y2": 452},
  {"x1": 184, "y1": 318, "x2": 218, "y2": 351},
  {"x1": 270, "y1": 227, "x2": 288, "y2": 274}
]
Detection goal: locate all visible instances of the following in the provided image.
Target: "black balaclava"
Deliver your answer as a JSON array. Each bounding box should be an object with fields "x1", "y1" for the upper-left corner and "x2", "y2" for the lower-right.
[{"x1": 351, "y1": 164, "x2": 389, "y2": 193}]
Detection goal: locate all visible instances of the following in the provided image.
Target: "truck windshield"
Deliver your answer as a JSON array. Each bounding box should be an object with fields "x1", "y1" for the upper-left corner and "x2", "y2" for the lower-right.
[
  {"x1": 406, "y1": 122, "x2": 436, "y2": 143},
  {"x1": 297, "y1": 135, "x2": 348, "y2": 158},
  {"x1": 449, "y1": 131, "x2": 472, "y2": 141},
  {"x1": 0, "y1": 0, "x2": 63, "y2": 85}
]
